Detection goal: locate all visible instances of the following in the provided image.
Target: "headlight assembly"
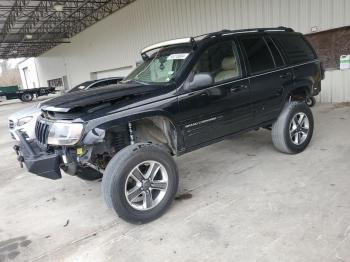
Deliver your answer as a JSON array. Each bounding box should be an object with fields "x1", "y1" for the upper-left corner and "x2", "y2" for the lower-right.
[
  {"x1": 47, "y1": 122, "x2": 84, "y2": 146},
  {"x1": 17, "y1": 116, "x2": 33, "y2": 126}
]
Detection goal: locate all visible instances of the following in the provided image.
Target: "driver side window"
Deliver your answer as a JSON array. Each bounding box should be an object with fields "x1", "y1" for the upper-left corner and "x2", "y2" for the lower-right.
[{"x1": 192, "y1": 40, "x2": 242, "y2": 84}]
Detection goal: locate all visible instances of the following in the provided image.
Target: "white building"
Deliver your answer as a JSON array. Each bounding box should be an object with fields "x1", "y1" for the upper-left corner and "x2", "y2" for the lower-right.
[{"x1": 18, "y1": 0, "x2": 350, "y2": 102}]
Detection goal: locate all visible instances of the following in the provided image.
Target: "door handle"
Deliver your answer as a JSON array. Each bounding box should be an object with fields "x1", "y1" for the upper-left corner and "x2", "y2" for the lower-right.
[
  {"x1": 230, "y1": 84, "x2": 248, "y2": 93},
  {"x1": 280, "y1": 72, "x2": 292, "y2": 79}
]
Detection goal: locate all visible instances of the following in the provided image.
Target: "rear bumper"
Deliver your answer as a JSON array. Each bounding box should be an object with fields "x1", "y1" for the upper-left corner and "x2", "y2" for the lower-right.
[{"x1": 15, "y1": 131, "x2": 62, "y2": 180}]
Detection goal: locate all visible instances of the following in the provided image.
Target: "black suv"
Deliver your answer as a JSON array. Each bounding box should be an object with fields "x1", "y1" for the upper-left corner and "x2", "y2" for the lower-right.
[{"x1": 15, "y1": 27, "x2": 323, "y2": 224}]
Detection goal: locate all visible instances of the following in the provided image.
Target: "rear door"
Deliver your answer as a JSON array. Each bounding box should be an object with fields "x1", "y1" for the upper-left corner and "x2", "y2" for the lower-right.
[
  {"x1": 239, "y1": 35, "x2": 293, "y2": 124},
  {"x1": 177, "y1": 39, "x2": 251, "y2": 148}
]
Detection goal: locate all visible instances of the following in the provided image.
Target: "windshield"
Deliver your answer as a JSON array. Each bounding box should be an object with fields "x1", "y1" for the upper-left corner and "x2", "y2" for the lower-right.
[{"x1": 122, "y1": 45, "x2": 192, "y2": 84}]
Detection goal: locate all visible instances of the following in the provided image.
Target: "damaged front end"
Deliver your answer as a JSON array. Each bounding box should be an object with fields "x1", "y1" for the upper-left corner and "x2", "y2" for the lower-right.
[
  {"x1": 14, "y1": 114, "x2": 130, "y2": 180},
  {"x1": 14, "y1": 131, "x2": 62, "y2": 179}
]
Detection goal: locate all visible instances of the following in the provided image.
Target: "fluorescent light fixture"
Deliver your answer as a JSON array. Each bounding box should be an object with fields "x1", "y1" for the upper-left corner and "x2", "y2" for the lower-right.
[
  {"x1": 53, "y1": 3, "x2": 64, "y2": 12},
  {"x1": 25, "y1": 34, "x2": 33, "y2": 39}
]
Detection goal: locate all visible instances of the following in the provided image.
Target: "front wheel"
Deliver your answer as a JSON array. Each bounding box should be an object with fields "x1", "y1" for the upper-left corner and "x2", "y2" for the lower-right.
[
  {"x1": 272, "y1": 102, "x2": 314, "y2": 154},
  {"x1": 102, "y1": 143, "x2": 179, "y2": 224}
]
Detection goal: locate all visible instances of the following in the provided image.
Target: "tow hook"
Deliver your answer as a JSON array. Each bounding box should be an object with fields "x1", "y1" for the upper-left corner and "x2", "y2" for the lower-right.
[
  {"x1": 17, "y1": 155, "x2": 24, "y2": 168},
  {"x1": 13, "y1": 145, "x2": 20, "y2": 155}
]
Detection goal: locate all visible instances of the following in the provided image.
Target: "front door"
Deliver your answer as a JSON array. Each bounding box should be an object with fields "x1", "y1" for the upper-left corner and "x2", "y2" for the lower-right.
[{"x1": 177, "y1": 39, "x2": 251, "y2": 149}]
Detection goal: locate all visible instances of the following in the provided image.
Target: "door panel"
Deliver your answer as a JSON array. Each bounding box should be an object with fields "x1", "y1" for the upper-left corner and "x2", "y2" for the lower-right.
[
  {"x1": 249, "y1": 68, "x2": 293, "y2": 123},
  {"x1": 239, "y1": 35, "x2": 293, "y2": 124},
  {"x1": 178, "y1": 78, "x2": 251, "y2": 148}
]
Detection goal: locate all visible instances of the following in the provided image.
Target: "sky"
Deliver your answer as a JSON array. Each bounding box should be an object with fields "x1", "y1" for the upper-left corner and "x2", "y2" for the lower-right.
[{"x1": 0, "y1": 58, "x2": 25, "y2": 74}]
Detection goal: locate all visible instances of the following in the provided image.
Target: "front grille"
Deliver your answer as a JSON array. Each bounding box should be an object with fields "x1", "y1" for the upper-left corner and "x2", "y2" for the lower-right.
[
  {"x1": 35, "y1": 120, "x2": 51, "y2": 144},
  {"x1": 9, "y1": 120, "x2": 14, "y2": 129}
]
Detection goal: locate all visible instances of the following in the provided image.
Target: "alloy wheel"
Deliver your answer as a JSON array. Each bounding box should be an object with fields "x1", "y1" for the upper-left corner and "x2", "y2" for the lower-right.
[
  {"x1": 124, "y1": 160, "x2": 168, "y2": 211},
  {"x1": 289, "y1": 112, "x2": 310, "y2": 145}
]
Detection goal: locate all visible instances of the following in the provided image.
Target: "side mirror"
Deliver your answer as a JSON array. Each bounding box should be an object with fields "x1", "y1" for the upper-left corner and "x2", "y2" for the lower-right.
[{"x1": 187, "y1": 73, "x2": 213, "y2": 90}]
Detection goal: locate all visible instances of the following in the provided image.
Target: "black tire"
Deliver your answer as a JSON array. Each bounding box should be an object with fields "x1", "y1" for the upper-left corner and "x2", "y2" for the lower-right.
[
  {"x1": 272, "y1": 102, "x2": 314, "y2": 154},
  {"x1": 306, "y1": 97, "x2": 316, "y2": 107},
  {"x1": 102, "y1": 143, "x2": 179, "y2": 224},
  {"x1": 21, "y1": 93, "x2": 33, "y2": 102}
]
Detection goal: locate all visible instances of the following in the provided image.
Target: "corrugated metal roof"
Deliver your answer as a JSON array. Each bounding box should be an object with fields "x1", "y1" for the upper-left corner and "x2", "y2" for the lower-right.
[{"x1": 0, "y1": 0, "x2": 135, "y2": 59}]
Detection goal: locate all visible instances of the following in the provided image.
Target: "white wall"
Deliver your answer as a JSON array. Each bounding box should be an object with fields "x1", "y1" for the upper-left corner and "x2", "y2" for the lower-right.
[
  {"x1": 34, "y1": 0, "x2": 350, "y2": 101},
  {"x1": 319, "y1": 70, "x2": 350, "y2": 103},
  {"x1": 18, "y1": 58, "x2": 40, "y2": 89}
]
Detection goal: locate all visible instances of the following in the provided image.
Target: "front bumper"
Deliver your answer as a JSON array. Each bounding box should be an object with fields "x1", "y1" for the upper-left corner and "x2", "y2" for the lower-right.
[{"x1": 15, "y1": 131, "x2": 62, "y2": 180}]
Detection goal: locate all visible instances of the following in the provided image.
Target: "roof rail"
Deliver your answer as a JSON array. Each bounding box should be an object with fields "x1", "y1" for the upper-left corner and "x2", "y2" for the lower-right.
[
  {"x1": 199, "y1": 26, "x2": 294, "y2": 40},
  {"x1": 140, "y1": 27, "x2": 294, "y2": 57}
]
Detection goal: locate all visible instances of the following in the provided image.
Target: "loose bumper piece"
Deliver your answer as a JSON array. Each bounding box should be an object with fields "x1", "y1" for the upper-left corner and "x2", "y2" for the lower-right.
[{"x1": 15, "y1": 131, "x2": 62, "y2": 180}]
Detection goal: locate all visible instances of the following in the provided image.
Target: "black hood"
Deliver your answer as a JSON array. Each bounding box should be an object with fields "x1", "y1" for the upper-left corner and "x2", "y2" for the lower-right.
[{"x1": 42, "y1": 83, "x2": 166, "y2": 113}]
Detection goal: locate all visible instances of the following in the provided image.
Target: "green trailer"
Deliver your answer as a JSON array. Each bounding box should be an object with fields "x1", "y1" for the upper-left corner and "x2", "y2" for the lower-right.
[{"x1": 0, "y1": 85, "x2": 56, "y2": 102}]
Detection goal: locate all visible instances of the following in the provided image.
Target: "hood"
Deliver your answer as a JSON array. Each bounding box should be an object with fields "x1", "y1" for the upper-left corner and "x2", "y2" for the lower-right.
[
  {"x1": 8, "y1": 106, "x2": 41, "y2": 120},
  {"x1": 41, "y1": 83, "x2": 168, "y2": 113}
]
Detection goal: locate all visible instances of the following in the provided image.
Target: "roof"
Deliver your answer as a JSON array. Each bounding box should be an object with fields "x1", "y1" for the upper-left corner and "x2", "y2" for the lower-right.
[
  {"x1": 0, "y1": 0, "x2": 135, "y2": 59},
  {"x1": 141, "y1": 27, "x2": 295, "y2": 54}
]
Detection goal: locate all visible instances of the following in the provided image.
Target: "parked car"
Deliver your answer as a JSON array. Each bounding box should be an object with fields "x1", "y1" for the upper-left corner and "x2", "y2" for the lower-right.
[
  {"x1": 8, "y1": 77, "x2": 123, "y2": 141},
  {"x1": 14, "y1": 27, "x2": 323, "y2": 224}
]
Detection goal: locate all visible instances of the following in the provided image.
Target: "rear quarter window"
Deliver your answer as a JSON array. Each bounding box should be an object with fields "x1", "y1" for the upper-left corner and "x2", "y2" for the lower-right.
[
  {"x1": 273, "y1": 34, "x2": 316, "y2": 64},
  {"x1": 240, "y1": 36, "x2": 275, "y2": 75}
]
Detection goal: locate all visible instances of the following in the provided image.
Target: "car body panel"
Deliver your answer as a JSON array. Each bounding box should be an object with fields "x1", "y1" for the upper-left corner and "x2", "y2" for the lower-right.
[
  {"x1": 13, "y1": 27, "x2": 323, "y2": 179},
  {"x1": 8, "y1": 77, "x2": 123, "y2": 141},
  {"x1": 8, "y1": 106, "x2": 41, "y2": 141}
]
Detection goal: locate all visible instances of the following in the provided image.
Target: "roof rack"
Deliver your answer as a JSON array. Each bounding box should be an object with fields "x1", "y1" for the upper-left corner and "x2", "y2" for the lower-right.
[
  {"x1": 140, "y1": 27, "x2": 294, "y2": 57},
  {"x1": 198, "y1": 26, "x2": 294, "y2": 40}
]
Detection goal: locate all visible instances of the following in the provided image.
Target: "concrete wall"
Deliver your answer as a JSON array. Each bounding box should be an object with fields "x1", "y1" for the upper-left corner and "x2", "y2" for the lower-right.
[
  {"x1": 319, "y1": 70, "x2": 350, "y2": 103},
  {"x1": 18, "y1": 58, "x2": 40, "y2": 89},
  {"x1": 34, "y1": 0, "x2": 350, "y2": 101}
]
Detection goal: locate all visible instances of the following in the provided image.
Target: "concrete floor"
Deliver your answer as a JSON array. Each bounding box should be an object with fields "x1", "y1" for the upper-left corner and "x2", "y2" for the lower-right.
[{"x1": 0, "y1": 99, "x2": 349, "y2": 262}]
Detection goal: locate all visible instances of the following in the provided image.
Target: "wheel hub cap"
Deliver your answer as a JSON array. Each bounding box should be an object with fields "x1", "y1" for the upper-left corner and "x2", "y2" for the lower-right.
[
  {"x1": 289, "y1": 112, "x2": 310, "y2": 145},
  {"x1": 142, "y1": 180, "x2": 151, "y2": 190},
  {"x1": 125, "y1": 160, "x2": 168, "y2": 211}
]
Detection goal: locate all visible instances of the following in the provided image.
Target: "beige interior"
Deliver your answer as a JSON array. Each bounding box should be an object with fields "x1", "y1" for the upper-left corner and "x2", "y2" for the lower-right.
[{"x1": 215, "y1": 56, "x2": 239, "y2": 82}]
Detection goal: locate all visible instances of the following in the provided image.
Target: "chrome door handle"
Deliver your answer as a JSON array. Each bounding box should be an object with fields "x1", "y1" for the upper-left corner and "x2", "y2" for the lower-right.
[{"x1": 280, "y1": 72, "x2": 292, "y2": 79}]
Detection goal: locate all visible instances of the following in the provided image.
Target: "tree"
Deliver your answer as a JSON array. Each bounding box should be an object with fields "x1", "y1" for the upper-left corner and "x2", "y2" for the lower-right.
[{"x1": 0, "y1": 60, "x2": 21, "y2": 87}]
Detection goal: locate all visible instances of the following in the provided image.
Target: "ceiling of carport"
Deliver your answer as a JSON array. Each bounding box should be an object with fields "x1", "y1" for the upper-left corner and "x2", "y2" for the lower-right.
[{"x1": 0, "y1": 0, "x2": 135, "y2": 59}]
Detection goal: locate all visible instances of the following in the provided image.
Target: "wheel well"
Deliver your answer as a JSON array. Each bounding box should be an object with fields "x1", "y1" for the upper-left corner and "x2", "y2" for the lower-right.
[
  {"x1": 88, "y1": 116, "x2": 178, "y2": 170},
  {"x1": 289, "y1": 86, "x2": 310, "y2": 101},
  {"x1": 131, "y1": 116, "x2": 178, "y2": 155}
]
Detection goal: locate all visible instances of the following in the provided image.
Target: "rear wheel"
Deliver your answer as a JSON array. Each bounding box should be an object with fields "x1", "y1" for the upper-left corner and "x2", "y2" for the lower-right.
[
  {"x1": 21, "y1": 93, "x2": 33, "y2": 102},
  {"x1": 102, "y1": 143, "x2": 178, "y2": 224},
  {"x1": 272, "y1": 102, "x2": 314, "y2": 154}
]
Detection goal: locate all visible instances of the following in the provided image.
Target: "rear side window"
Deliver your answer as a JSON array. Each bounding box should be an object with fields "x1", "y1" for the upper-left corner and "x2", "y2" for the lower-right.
[
  {"x1": 240, "y1": 36, "x2": 275, "y2": 74},
  {"x1": 107, "y1": 79, "x2": 121, "y2": 85},
  {"x1": 91, "y1": 81, "x2": 107, "y2": 88},
  {"x1": 265, "y1": 38, "x2": 285, "y2": 67},
  {"x1": 273, "y1": 34, "x2": 316, "y2": 64}
]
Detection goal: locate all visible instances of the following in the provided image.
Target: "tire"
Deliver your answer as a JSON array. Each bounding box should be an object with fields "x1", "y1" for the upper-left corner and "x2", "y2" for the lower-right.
[
  {"x1": 21, "y1": 93, "x2": 33, "y2": 102},
  {"x1": 102, "y1": 143, "x2": 179, "y2": 224},
  {"x1": 305, "y1": 97, "x2": 316, "y2": 107},
  {"x1": 272, "y1": 102, "x2": 314, "y2": 154}
]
